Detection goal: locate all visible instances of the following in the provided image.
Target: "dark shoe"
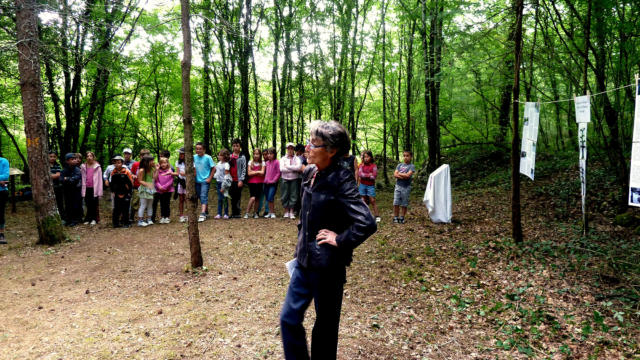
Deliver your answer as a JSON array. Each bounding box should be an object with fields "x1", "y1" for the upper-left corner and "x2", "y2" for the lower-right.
[
  {"x1": 393, "y1": 217, "x2": 399, "y2": 223},
  {"x1": 121, "y1": 224, "x2": 131, "y2": 229},
  {"x1": 0, "y1": 233, "x2": 6, "y2": 244},
  {"x1": 399, "y1": 217, "x2": 405, "y2": 224}
]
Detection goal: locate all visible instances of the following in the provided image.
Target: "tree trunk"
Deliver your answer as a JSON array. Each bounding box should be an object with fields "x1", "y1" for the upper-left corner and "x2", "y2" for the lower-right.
[
  {"x1": 405, "y1": 19, "x2": 416, "y2": 152},
  {"x1": 427, "y1": 0, "x2": 443, "y2": 172},
  {"x1": 203, "y1": 0, "x2": 213, "y2": 154},
  {"x1": 381, "y1": 0, "x2": 389, "y2": 185},
  {"x1": 592, "y1": 0, "x2": 627, "y2": 195},
  {"x1": 296, "y1": 30, "x2": 305, "y2": 145},
  {"x1": 421, "y1": 0, "x2": 432, "y2": 169},
  {"x1": 271, "y1": 11, "x2": 280, "y2": 149},
  {"x1": 278, "y1": 1, "x2": 292, "y2": 154},
  {"x1": 180, "y1": 0, "x2": 203, "y2": 268},
  {"x1": 251, "y1": 45, "x2": 261, "y2": 147},
  {"x1": 510, "y1": 0, "x2": 524, "y2": 243},
  {"x1": 42, "y1": 53, "x2": 63, "y2": 155},
  {"x1": 239, "y1": 0, "x2": 252, "y2": 157},
  {"x1": 497, "y1": 3, "x2": 518, "y2": 147},
  {"x1": 15, "y1": 0, "x2": 66, "y2": 245}
]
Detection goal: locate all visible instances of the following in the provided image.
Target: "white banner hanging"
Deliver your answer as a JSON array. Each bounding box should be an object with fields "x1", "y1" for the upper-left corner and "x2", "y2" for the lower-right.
[
  {"x1": 574, "y1": 94, "x2": 590, "y2": 222},
  {"x1": 629, "y1": 77, "x2": 640, "y2": 207},
  {"x1": 578, "y1": 122, "x2": 588, "y2": 216},
  {"x1": 519, "y1": 102, "x2": 540, "y2": 180},
  {"x1": 574, "y1": 95, "x2": 591, "y2": 123}
]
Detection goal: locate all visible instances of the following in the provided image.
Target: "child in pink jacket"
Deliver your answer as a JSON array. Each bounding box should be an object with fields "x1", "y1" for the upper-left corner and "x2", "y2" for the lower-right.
[
  {"x1": 81, "y1": 151, "x2": 103, "y2": 225},
  {"x1": 154, "y1": 157, "x2": 175, "y2": 224}
]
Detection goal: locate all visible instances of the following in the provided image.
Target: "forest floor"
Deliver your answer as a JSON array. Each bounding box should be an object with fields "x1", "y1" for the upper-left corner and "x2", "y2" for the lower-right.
[{"x1": 1, "y1": 165, "x2": 639, "y2": 359}]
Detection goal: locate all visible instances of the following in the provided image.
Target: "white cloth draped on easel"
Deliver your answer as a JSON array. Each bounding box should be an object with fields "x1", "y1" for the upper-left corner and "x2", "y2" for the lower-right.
[{"x1": 423, "y1": 164, "x2": 452, "y2": 223}]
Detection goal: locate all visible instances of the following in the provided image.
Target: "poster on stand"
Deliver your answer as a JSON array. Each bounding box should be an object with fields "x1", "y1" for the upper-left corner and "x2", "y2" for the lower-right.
[
  {"x1": 629, "y1": 78, "x2": 640, "y2": 207},
  {"x1": 519, "y1": 102, "x2": 540, "y2": 180},
  {"x1": 575, "y1": 94, "x2": 590, "y2": 218}
]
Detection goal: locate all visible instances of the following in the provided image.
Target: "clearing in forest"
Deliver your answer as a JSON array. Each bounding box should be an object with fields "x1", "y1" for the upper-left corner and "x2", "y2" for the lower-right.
[{"x1": 0, "y1": 184, "x2": 638, "y2": 359}]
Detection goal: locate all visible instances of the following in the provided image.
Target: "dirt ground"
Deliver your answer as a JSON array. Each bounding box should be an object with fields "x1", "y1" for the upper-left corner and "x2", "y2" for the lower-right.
[{"x1": 0, "y1": 186, "x2": 638, "y2": 359}]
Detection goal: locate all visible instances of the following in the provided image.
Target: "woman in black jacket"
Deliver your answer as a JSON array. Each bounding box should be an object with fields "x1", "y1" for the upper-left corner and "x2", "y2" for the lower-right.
[{"x1": 280, "y1": 120, "x2": 377, "y2": 360}]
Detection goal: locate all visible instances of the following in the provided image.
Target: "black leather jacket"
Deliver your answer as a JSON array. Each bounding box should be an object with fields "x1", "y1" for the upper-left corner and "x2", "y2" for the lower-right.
[{"x1": 295, "y1": 161, "x2": 377, "y2": 269}]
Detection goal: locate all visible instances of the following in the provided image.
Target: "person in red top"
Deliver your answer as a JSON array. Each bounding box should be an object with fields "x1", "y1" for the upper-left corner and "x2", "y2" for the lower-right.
[
  {"x1": 128, "y1": 149, "x2": 150, "y2": 222},
  {"x1": 244, "y1": 148, "x2": 265, "y2": 218},
  {"x1": 357, "y1": 150, "x2": 380, "y2": 222}
]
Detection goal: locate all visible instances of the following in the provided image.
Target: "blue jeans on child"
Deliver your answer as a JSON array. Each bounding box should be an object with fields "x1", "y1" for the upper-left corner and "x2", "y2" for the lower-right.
[
  {"x1": 195, "y1": 182, "x2": 210, "y2": 205},
  {"x1": 263, "y1": 183, "x2": 278, "y2": 213},
  {"x1": 216, "y1": 182, "x2": 229, "y2": 216}
]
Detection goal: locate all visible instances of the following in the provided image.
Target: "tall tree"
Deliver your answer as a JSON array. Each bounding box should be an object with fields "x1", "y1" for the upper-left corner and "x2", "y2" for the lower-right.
[
  {"x1": 15, "y1": 0, "x2": 66, "y2": 244},
  {"x1": 511, "y1": 0, "x2": 524, "y2": 243},
  {"x1": 426, "y1": 0, "x2": 443, "y2": 172},
  {"x1": 404, "y1": 19, "x2": 416, "y2": 152},
  {"x1": 381, "y1": 0, "x2": 389, "y2": 185},
  {"x1": 269, "y1": 0, "x2": 281, "y2": 148},
  {"x1": 202, "y1": 0, "x2": 213, "y2": 154},
  {"x1": 180, "y1": 0, "x2": 203, "y2": 268},
  {"x1": 238, "y1": 0, "x2": 253, "y2": 156}
]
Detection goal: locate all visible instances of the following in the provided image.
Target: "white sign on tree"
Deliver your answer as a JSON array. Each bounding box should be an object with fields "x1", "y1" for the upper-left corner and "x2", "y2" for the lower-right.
[
  {"x1": 519, "y1": 102, "x2": 540, "y2": 180},
  {"x1": 575, "y1": 94, "x2": 590, "y2": 229},
  {"x1": 629, "y1": 76, "x2": 640, "y2": 207}
]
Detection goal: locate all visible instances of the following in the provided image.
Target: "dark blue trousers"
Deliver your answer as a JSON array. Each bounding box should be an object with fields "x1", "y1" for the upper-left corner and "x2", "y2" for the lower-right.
[{"x1": 280, "y1": 262, "x2": 346, "y2": 360}]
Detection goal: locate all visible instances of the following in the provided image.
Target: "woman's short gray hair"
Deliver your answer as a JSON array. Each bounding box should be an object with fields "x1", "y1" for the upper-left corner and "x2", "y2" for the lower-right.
[{"x1": 309, "y1": 120, "x2": 351, "y2": 158}]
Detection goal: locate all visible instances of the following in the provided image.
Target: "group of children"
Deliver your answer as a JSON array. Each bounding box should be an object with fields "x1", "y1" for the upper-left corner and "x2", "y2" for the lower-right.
[
  {"x1": 47, "y1": 139, "x2": 416, "y2": 229},
  {"x1": 353, "y1": 149, "x2": 416, "y2": 224}
]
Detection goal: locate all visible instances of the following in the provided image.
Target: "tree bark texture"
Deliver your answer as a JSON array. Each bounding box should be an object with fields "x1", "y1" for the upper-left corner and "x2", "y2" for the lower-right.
[
  {"x1": 381, "y1": 0, "x2": 389, "y2": 185},
  {"x1": 15, "y1": 0, "x2": 66, "y2": 245},
  {"x1": 427, "y1": 0, "x2": 443, "y2": 173},
  {"x1": 510, "y1": 0, "x2": 524, "y2": 243},
  {"x1": 180, "y1": 0, "x2": 203, "y2": 268}
]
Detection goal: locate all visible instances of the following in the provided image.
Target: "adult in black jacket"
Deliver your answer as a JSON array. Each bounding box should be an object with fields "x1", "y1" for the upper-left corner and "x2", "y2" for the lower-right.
[
  {"x1": 61, "y1": 153, "x2": 82, "y2": 226},
  {"x1": 280, "y1": 120, "x2": 377, "y2": 359}
]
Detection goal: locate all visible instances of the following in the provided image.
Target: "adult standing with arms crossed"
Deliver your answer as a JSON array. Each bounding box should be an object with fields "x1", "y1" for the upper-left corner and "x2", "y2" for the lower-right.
[{"x1": 280, "y1": 120, "x2": 377, "y2": 359}]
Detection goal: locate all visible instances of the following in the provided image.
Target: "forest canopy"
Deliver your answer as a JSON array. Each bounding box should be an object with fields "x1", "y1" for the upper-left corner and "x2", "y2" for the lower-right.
[{"x1": 0, "y1": 0, "x2": 638, "y2": 191}]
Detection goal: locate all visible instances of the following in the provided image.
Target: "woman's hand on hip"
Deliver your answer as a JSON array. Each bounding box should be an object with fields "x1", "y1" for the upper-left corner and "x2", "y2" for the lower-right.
[{"x1": 317, "y1": 229, "x2": 338, "y2": 247}]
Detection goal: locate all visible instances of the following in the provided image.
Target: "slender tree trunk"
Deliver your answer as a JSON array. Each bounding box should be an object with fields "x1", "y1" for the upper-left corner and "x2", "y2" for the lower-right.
[
  {"x1": 15, "y1": 0, "x2": 66, "y2": 245},
  {"x1": 511, "y1": 0, "x2": 524, "y2": 243},
  {"x1": 405, "y1": 19, "x2": 416, "y2": 152},
  {"x1": 296, "y1": 31, "x2": 305, "y2": 145},
  {"x1": 497, "y1": 3, "x2": 518, "y2": 146},
  {"x1": 381, "y1": 0, "x2": 389, "y2": 185},
  {"x1": 278, "y1": 2, "x2": 292, "y2": 154},
  {"x1": 592, "y1": 0, "x2": 627, "y2": 196},
  {"x1": 427, "y1": 0, "x2": 443, "y2": 172},
  {"x1": 42, "y1": 54, "x2": 63, "y2": 155},
  {"x1": 395, "y1": 24, "x2": 403, "y2": 162},
  {"x1": 420, "y1": 1, "x2": 430, "y2": 165},
  {"x1": 180, "y1": 0, "x2": 203, "y2": 268},
  {"x1": 271, "y1": 21, "x2": 280, "y2": 148},
  {"x1": 239, "y1": 0, "x2": 252, "y2": 157},
  {"x1": 203, "y1": 0, "x2": 213, "y2": 154},
  {"x1": 251, "y1": 45, "x2": 261, "y2": 147}
]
